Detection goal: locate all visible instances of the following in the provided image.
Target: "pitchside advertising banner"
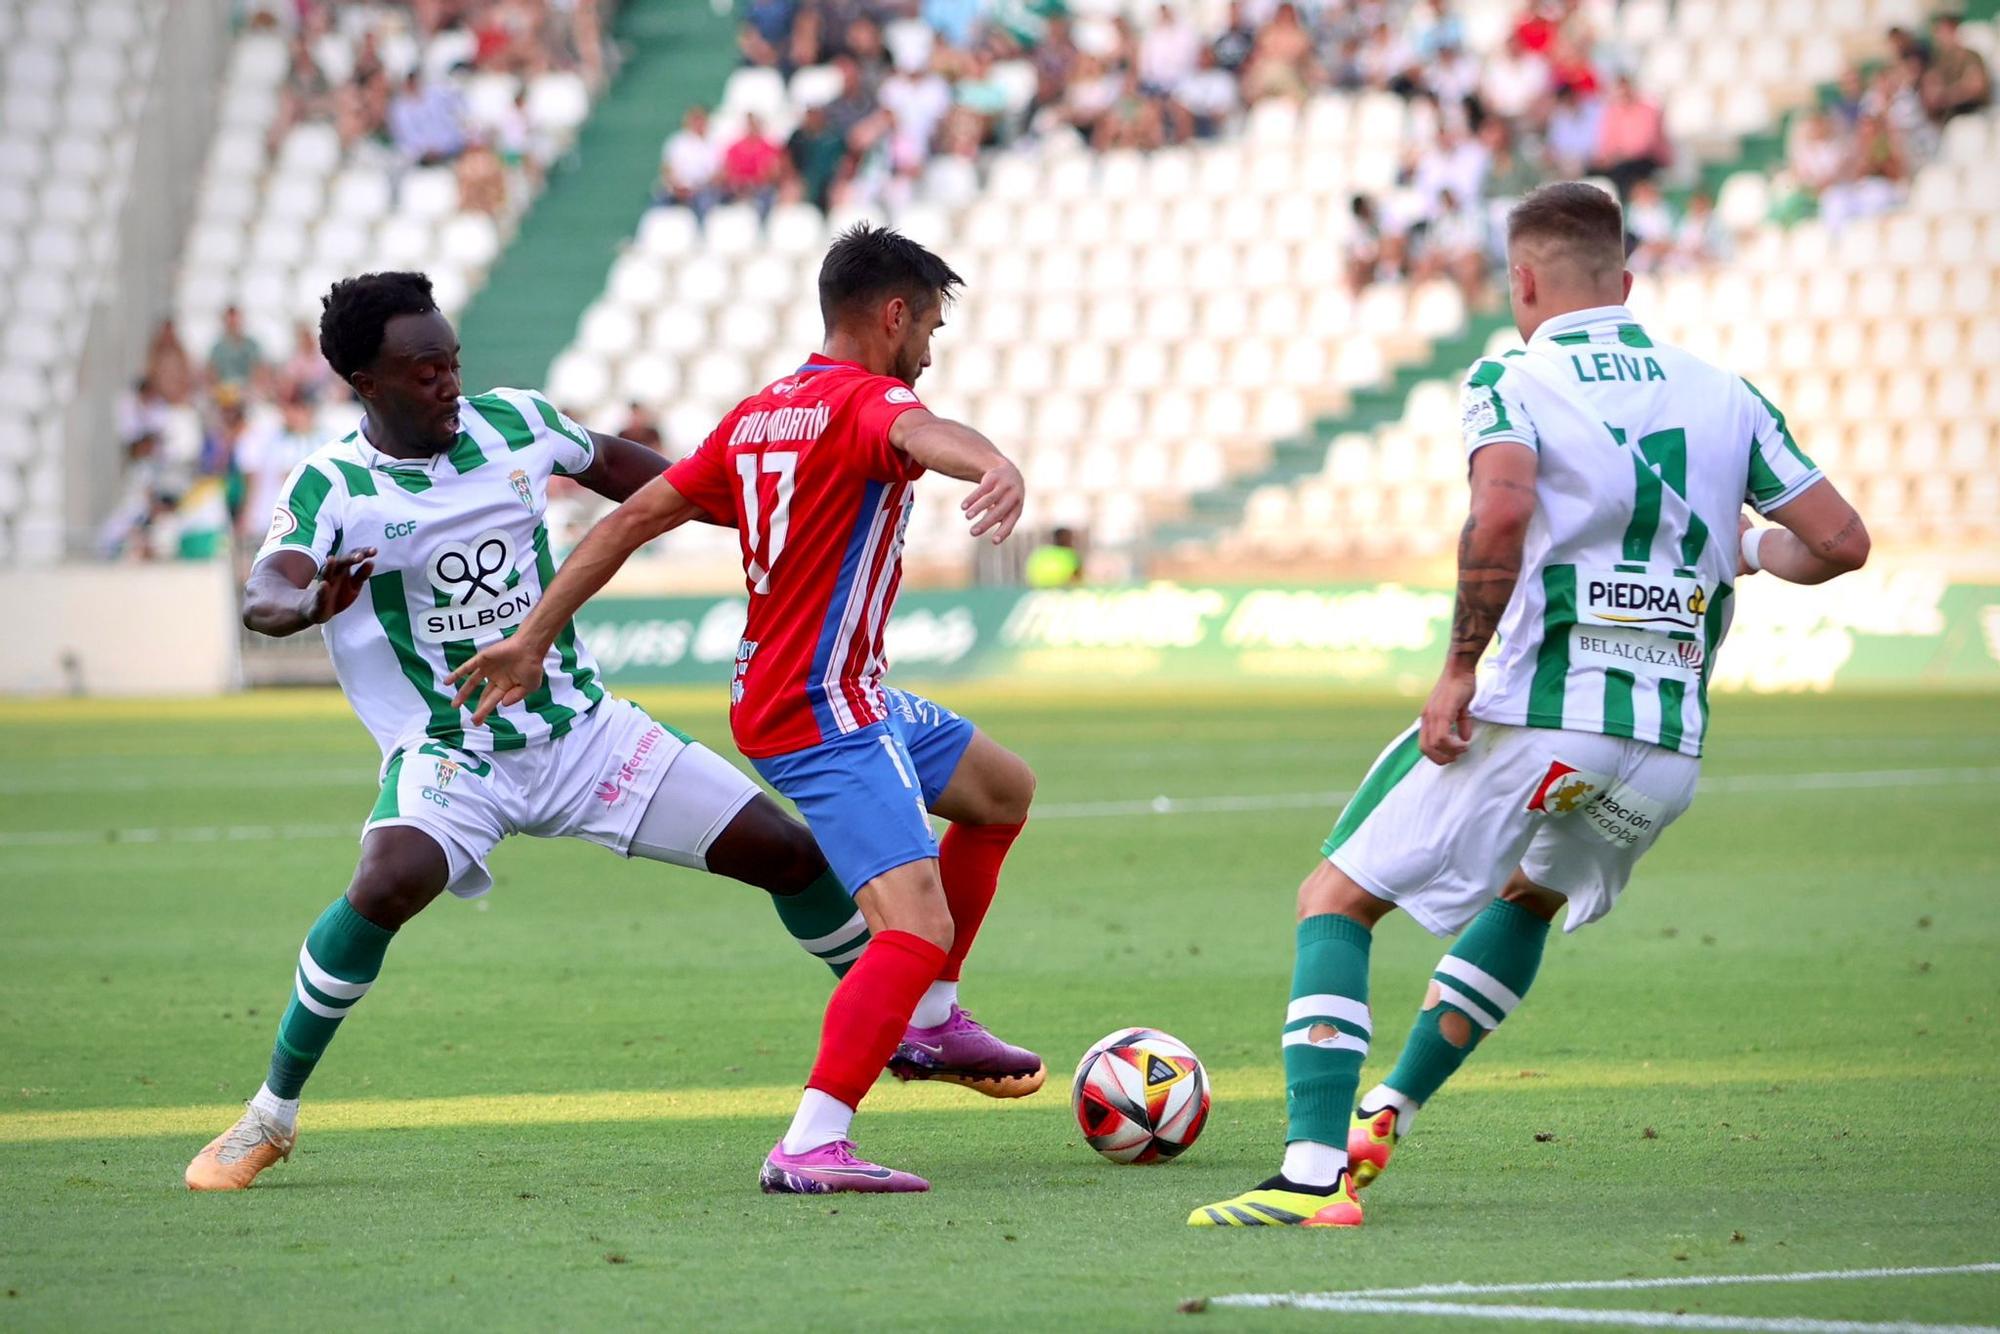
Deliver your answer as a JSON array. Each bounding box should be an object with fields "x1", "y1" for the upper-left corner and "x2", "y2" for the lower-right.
[{"x1": 578, "y1": 572, "x2": 2000, "y2": 694}]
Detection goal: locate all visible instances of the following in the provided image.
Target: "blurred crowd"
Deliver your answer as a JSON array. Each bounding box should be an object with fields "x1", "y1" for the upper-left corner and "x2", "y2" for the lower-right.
[
  {"x1": 654, "y1": 0, "x2": 1691, "y2": 308},
  {"x1": 250, "y1": 0, "x2": 611, "y2": 213},
  {"x1": 1780, "y1": 11, "x2": 1990, "y2": 230},
  {"x1": 106, "y1": 0, "x2": 619, "y2": 561}
]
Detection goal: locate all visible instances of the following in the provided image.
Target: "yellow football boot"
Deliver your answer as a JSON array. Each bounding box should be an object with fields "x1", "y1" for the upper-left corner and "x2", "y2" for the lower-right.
[
  {"x1": 1347, "y1": 1104, "x2": 1400, "y2": 1188},
  {"x1": 185, "y1": 1103, "x2": 295, "y2": 1191},
  {"x1": 1188, "y1": 1171, "x2": 1363, "y2": 1228}
]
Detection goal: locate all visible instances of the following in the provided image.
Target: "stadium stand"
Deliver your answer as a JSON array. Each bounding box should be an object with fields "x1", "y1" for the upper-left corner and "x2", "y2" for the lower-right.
[
  {"x1": 529, "y1": 0, "x2": 1989, "y2": 588},
  {"x1": 15, "y1": 0, "x2": 1994, "y2": 581},
  {"x1": 0, "y1": 0, "x2": 168, "y2": 563}
]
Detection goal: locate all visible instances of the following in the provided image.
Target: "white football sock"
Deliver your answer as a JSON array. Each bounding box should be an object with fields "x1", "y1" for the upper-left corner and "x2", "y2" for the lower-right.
[
  {"x1": 1281, "y1": 1139, "x2": 1347, "y2": 1189},
  {"x1": 1359, "y1": 1083, "x2": 1420, "y2": 1136},
  {"x1": 250, "y1": 1082, "x2": 300, "y2": 1131},
  {"x1": 780, "y1": 1089, "x2": 855, "y2": 1155},
  {"x1": 908, "y1": 980, "x2": 958, "y2": 1030}
]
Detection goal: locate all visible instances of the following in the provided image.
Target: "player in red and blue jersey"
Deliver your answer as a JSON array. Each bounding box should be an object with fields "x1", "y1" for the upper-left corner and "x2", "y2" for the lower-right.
[{"x1": 453, "y1": 225, "x2": 1043, "y2": 1193}]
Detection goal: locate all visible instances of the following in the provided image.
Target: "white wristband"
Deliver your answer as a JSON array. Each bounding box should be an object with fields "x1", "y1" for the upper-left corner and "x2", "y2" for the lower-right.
[{"x1": 1740, "y1": 525, "x2": 1767, "y2": 573}]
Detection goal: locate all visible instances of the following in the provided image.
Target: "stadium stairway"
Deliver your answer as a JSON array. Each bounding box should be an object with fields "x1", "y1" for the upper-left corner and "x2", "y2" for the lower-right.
[{"x1": 455, "y1": 0, "x2": 734, "y2": 391}]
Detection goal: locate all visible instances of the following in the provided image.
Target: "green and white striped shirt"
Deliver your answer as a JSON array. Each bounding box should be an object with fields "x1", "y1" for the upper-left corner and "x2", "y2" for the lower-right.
[
  {"x1": 254, "y1": 388, "x2": 608, "y2": 759},
  {"x1": 1459, "y1": 306, "x2": 1822, "y2": 758}
]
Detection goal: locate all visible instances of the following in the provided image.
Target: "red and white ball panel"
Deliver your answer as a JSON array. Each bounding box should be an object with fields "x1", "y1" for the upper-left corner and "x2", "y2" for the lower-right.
[{"x1": 1071, "y1": 1028, "x2": 1211, "y2": 1165}]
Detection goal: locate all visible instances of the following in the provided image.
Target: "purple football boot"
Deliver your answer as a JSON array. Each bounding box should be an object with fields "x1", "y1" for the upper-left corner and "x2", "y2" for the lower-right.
[
  {"x1": 758, "y1": 1140, "x2": 930, "y2": 1194},
  {"x1": 887, "y1": 1005, "x2": 1047, "y2": 1098}
]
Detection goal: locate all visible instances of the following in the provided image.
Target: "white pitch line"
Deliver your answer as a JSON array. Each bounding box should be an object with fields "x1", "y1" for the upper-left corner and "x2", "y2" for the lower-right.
[
  {"x1": 3, "y1": 766, "x2": 1998, "y2": 850},
  {"x1": 1210, "y1": 1296, "x2": 1999, "y2": 1333},
  {"x1": 1204, "y1": 1262, "x2": 2000, "y2": 1331},
  {"x1": 1298, "y1": 1263, "x2": 2000, "y2": 1301}
]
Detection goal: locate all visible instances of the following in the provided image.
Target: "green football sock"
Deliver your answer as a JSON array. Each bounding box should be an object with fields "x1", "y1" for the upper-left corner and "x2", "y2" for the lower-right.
[
  {"x1": 1283, "y1": 913, "x2": 1374, "y2": 1147},
  {"x1": 1378, "y1": 898, "x2": 1550, "y2": 1109},
  {"x1": 265, "y1": 896, "x2": 396, "y2": 1099},
  {"x1": 769, "y1": 867, "x2": 869, "y2": 979}
]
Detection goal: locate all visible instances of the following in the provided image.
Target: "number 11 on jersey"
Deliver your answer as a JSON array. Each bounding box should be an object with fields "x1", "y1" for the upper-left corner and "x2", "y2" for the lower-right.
[{"x1": 736, "y1": 451, "x2": 797, "y2": 594}]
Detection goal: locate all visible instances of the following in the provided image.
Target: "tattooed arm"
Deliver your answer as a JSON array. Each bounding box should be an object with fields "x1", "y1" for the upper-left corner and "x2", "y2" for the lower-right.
[
  {"x1": 1421, "y1": 441, "x2": 1539, "y2": 765},
  {"x1": 1743, "y1": 479, "x2": 1871, "y2": 585}
]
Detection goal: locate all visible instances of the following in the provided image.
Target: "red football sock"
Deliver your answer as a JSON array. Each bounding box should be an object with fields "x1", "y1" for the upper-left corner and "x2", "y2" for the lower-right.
[
  {"x1": 936, "y1": 820, "x2": 1024, "y2": 982},
  {"x1": 806, "y1": 929, "x2": 948, "y2": 1108}
]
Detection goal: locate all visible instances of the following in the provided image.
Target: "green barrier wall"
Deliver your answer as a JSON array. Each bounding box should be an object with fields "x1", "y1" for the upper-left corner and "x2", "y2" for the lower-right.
[{"x1": 577, "y1": 575, "x2": 2000, "y2": 694}]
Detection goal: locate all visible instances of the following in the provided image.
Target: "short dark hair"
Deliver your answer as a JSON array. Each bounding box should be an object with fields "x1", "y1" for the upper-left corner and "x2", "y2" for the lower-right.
[
  {"x1": 1506, "y1": 182, "x2": 1626, "y2": 276},
  {"x1": 817, "y1": 223, "x2": 962, "y2": 329},
  {"x1": 319, "y1": 271, "x2": 438, "y2": 383}
]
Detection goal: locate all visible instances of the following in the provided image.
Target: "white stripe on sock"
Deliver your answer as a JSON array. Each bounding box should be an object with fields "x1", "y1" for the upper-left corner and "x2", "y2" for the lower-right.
[
  {"x1": 298, "y1": 943, "x2": 372, "y2": 1000},
  {"x1": 291, "y1": 972, "x2": 348, "y2": 1020},
  {"x1": 1281, "y1": 1029, "x2": 1368, "y2": 1054},
  {"x1": 1432, "y1": 981, "x2": 1501, "y2": 1030},
  {"x1": 823, "y1": 941, "x2": 869, "y2": 967},
  {"x1": 796, "y1": 911, "x2": 869, "y2": 956},
  {"x1": 1285, "y1": 994, "x2": 1372, "y2": 1033},
  {"x1": 1435, "y1": 955, "x2": 1522, "y2": 1016}
]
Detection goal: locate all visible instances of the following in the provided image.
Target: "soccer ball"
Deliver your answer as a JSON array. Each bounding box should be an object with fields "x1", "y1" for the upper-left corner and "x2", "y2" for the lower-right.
[{"x1": 1071, "y1": 1027, "x2": 1211, "y2": 1164}]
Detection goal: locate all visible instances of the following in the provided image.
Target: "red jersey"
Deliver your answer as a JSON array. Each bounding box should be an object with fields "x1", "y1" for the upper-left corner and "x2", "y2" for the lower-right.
[{"x1": 664, "y1": 357, "x2": 928, "y2": 757}]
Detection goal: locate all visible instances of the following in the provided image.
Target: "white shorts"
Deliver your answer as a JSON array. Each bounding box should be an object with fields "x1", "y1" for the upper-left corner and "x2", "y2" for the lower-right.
[
  {"x1": 1323, "y1": 720, "x2": 1700, "y2": 936},
  {"x1": 364, "y1": 696, "x2": 760, "y2": 898}
]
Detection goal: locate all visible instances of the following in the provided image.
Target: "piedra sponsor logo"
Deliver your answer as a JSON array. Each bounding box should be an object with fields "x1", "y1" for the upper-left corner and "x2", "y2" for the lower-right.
[{"x1": 1583, "y1": 570, "x2": 1706, "y2": 631}]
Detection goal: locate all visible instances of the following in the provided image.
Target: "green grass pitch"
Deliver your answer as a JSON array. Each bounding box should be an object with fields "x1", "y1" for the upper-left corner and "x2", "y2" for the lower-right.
[{"x1": 2, "y1": 686, "x2": 1996, "y2": 1330}]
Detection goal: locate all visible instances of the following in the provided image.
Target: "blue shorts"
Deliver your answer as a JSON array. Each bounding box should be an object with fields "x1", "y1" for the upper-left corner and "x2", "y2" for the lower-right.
[{"x1": 751, "y1": 688, "x2": 977, "y2": 894}]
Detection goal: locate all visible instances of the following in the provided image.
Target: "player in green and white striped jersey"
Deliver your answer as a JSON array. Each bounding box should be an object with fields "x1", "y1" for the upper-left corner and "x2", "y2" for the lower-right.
[
  {"x1": 186, "y1": 273, "x2": 873, "y2": 1192},
  {"x1": 1194, "y1": 184, "x2": 1873, "y2": 1229}
]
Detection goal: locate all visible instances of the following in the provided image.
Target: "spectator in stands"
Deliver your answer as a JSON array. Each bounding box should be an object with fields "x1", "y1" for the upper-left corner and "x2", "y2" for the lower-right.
[
  {"x1": 719, "y1": 114, "x2": 785, "y2": 214},
  {"x1": 658, "y1": 104, "x2": 721, "y2": 217},
  {"x1": 233, "y1": 395, "x2": 319, "y2": 545},
  {"x1": 277, "y1": 322, "x2": 335, "y2": 403},
  {"x1": 388, "y1": 72, "x2": 469, "y2": 165},
  {"x1": 1786, "y1": 108, "x2": 1846, "y2": 198},
  {"x1": 1212, "y1": 1, "x2": 1259, "y2": 76},
  {"x1": 1671, "y1": 189, "x2": 1731, "y2": 269},
  {"x1": 1543, "y1": 82, "x2": 1601, "y2": 177},
  {"x1": 1623, "y1": 177, "x2": 1676, "y2": 273},
  {"x1": 1592, "y1": 74, "x2": 1669, "y2": 199},
  {"x1": 879, "y1": 52, "x2": 953, "y2": 168},
  {"x1": 923, "y1": 0, "x2": 986, "y2": 51},
  {"x1": 145, "y1": 320, "x2": 195, "y2": 406},
  {"x1": 457, "y1": 139, "x2": 509, "y2": 215},
  {"x1": 615, "y1": 402, "x2": 664, "y2": 452},
  {"x1": 1138, "y1": 3, "x2": 1202, "y2": 96},
  {"x1": 1244, "y1": 3, "x2": 1318, "y2": 102},
  {"x1": 1414, "y1": 124, "x2": 1490, "y2": 217},
  {"x1": 740, "y1": 0, "x2": 797, "y2": 70},
  {"x1": 1868, "y1": 50, "x2": 1938, "y2": 162},
  {"x1": 1176, "y1": 45, "x2": 1240, "y2": 138},
  {"x1": 207, "y1": 308, "x2": 264, "y2": 398},
  {"x1": 1820, "y1": 110, "x2": 1909, "y2": 229},
  {"x1": 1345, "y1": 194, "x2": 1387, "y2": 296},
  {"x1": 1415, "y1": 186, "x2": 1489, "y2": 306},
  {"x1": 1357, "y1": 18, "x2": 1417, "y2": 95},
  {"x1": 1829, "y1": 64, "x2": 1867, "y2": 131},
  {"x1": 1924, "y1": 13, "x2": 1992, "y2": 122},
  {"x1": 787, "y1": 103, "x2": 849, "y2": 211}
]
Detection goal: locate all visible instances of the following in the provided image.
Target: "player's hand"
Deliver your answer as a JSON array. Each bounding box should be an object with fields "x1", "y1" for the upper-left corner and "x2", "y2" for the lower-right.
[
  {"x1": 1736, "y1": 511, "x2": 1758, "y2": 578},
  {"x1": 962, "y1": 459, "x2": 1024, "y2": 544},
  {"x1": 1419, "y1": 669, "x2": 1478, "y2": 766},
  {"x1": 307, "y1": 548, "x2": 377, "y2": 623},
  {"x1": 447, "y1": 636, "x2": 548, "y2": 724}
]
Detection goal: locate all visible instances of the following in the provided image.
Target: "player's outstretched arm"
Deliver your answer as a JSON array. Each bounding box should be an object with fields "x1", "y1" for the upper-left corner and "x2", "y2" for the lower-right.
[
  {"x1": 448, "y1": 475, "x2": 704, "y2": 722},
  {"x1": 1741, "y1": 480, "x2": 1871, "y2": 585},
  {"x1": 571, "y1": 431, "x2": 682, "y2": 504},
  {"x1": 241, "y1": 548, "x2": 377, "y2": 637},
  {"x1": 1422, "y1": 441, "x2": 1539, "y2": 765},
  {"x1": 889, "y1": 409, "x2": 1024, "y2": 543}
]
